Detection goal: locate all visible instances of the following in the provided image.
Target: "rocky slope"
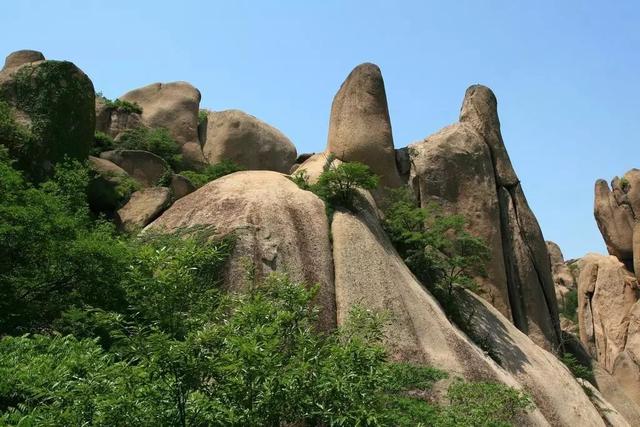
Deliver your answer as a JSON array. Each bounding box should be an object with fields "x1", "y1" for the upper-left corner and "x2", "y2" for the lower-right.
[{"x1": 2, "y1": 48, "x2": 636, "y2": 426}]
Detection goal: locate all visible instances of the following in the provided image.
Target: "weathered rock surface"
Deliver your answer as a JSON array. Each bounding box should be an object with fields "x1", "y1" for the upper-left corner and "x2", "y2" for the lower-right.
[
  {"x1": 594, "y1": 179, "x2": 635, "y2": 265},
  {"x1": 120, "y1": 82, "x2": 201, "y2": 147},
  {"x1": 326, "y1": 63, "x2": 402, "y2": 188},
  {"x1": 119, "y1": 82, "x2": 205, "y2": 170},
  {"x1": 2, "y1": 50, "x2": 44, "y2": 71},
  {"x1": 546, "y1": 241, "x2": 577, "y2": 313},
  {"x1": 146, "y1": 171, "x2": 335, "y2": 330},
  {"x1": 117, "y1": 187, "x2": 171, "y2": 232},
  {"x1": 0, "y1": 50, "x2": 95, "y2": 179},
  {"x1": 202, "y1": 109, "x2": 296, "y2": 173},
  {"x1": 294, "y1": 152, "x2": 341, "y2": 184},
  {"x1": 100, "y1": 150, "x2": 170, "y2": 187},
  {"x1": 410, "y1": 123, "x2": 510, "y2": 317},
  {"x1": 331, "y1": 194, "x2": 608, "y2": 426},
  {"x1": 409, "y1": 85, "x2": 561, "y2": 351},
  {"x1": 94, "y1": 95, "x2": 143, "y2": 140},
  {"x1": 87, "y1": 156, "x2": 132, "y2": 212},
  {"x1": 593, "y1": 364, "x2": 640, "y2": 426},
  {"x1": 169, "y1": 174, "x2": 195, "y2": 200},
  {"x1": 577, "y1": 253, "x2": 640, "y2": 406}
]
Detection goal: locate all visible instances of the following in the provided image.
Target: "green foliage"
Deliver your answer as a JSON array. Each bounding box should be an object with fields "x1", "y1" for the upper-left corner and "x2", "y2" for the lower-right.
[
  {"x1": 91, "y1": 131, "x2": 115, "y2": 156},
  {"x1": 439, "y1": 380, "x2": 533, "y2": 427},
  {"x1": 105, "y1": 97, "x2": 143, "y2": 114},
  {"x1": 0, "y1": 100, "x2": 34, "y2": 156},
  {"x1": 180, "y1": 160, "x2": 243, "y2": 188},
  {"x1": 0, "y1": 149, "x2": 532, "y2": 426},
  {"x1": 290, "y1": 169, "x2": 312, "y2": 191},
  {"x1": 9, "y1": 61, "x2": 94, "y2": 180},
  {"x1": 198, "y1": 109, "x2": 208, "y2": 126},
  {"x1": 620, "y1": 176, "x2": 630, "y2": 191},
  {"x1": 117, "y1": 127, "x2": 182, "y2": 170},
  {"x1": 383, "y1": 188, "x2": 490, "y2": 312},
  {"x1": 0, "y1": 152, "x2": 131, "y2": 333},
  {"x1": 561, "y1": 353, "x2": 595, "y2": 384},
  {"x1": 560, "y1": 288, "x2": 578, "y2": 322},
  {"x1": 314, "y1": 161, "x2": 379, "y2": 207}
]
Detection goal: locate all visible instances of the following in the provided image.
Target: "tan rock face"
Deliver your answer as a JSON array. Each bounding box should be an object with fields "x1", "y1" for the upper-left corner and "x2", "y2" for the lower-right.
[
  {"x1": 546, "y1": 241, "x2": 577, "y2": 313},
  {"x1": 146, "y1": 171, "x2": 335, "y2": 330},
  {"x1": 100, "y1": 150, "x2": 170, "y2": 188},
  {"x1": 408, "y1": 85, "x2": 561, "y2": 351},
  {"x1": 202, "y1": 110, "x2": 296, "y2": 173},
  {"x1": 120, "y1": 82, "x2": 201, "y2": 147},
  {"x1": 94, "y1": 96, "x2": 143, "y2": 141},
  {"x1": 331, "y1": 195, "x2": 606, "y2": 426},
  {"x1": 169, "y1": 174, "x2": 195, "y2": 200},
  {"x1": 594, "y1": 179, "x2": 634, "y2": 264},
  {"x1": 409, "y1": 123, "x2": 510, "y2": 317},
  {"x1": 326, "y1": 63, "x2": 401, "y2": 188},
  {"x1": 2, "y1": 50, "x2": 44, "y2": 71},
  {"x1": 577, "y1": 253, "x2": 640, "y2": 406},
  {"x1": 117, "y1": 187, "x2": 171, "y2": 232}
]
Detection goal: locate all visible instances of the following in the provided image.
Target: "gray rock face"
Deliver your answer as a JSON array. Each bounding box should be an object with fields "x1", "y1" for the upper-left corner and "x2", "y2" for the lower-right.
[
  {"x1": 117, "y1": 187, "x2": 171, "y2": 232},
  {"x1": 100, "y1": 150, "x2": 170, "y2": 187},
  {"x1": 326, "y1": 63, "x2": 402, "y2": 188},
  {"x1": 409, "y1": 85, "x2": 561, "y2": 352},
  {"x1": 202, "y1": 109, "x2": 297, "y2": 173},
  {"x1": 0, "y1": 51, "x2": 95, "y2": 179}
]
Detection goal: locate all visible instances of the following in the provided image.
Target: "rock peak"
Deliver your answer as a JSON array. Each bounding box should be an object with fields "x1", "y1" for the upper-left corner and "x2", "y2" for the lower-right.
[
  {"x1": 326, "y1": 63, "x2": 401, "y2": 188},
  {"x1": 3, "y1": 50, "x2": 45, "y2": 71}
]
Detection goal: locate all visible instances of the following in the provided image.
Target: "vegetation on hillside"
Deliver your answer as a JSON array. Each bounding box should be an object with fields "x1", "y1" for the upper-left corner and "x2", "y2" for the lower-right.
[
  {"x1": 0, "y1": 145, "x2": 533, "y2": 425},
  {"x1": 180, "y1": 160, "x2": 244, "y2": 188}
]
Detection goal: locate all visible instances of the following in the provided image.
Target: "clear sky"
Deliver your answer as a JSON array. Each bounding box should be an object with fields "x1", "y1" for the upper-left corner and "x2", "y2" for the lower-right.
[{"x1": 2, "y1": 0, "x2": 639, "y2": 259}]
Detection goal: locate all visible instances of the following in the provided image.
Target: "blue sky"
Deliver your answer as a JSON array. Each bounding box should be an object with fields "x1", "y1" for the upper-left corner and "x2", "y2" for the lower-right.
[{"x1": 2, "y1": 0, "x2": 639, "y2": 259}]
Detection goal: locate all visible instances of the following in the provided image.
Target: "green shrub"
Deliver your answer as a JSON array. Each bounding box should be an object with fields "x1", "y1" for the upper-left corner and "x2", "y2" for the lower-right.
[
  {"x1": 181, "y1": 160, "x2": 243, "y2": 188},
  {"x1": 440, "y1": 380, "x2": 533, "y2": 426},
  {"x1": 561, "y1": 353, "x2": 595, "y2": 383},
  {"x1": 91, "y1": 131, "x2": 115, "y2": 156},
  {"x1": 198, "y1": 109, "x2": 208, "y2": 126},
  {"x1": 620, "y1": 176, "x2": 630, "y2": 191},
  {"x1": 98, "y1": 93, "x2": 143, "y2": 115},
  {"x1": 382, "y1": 188, "x2": 490, "y2": 321},
  {"x1": 561, "y1": 288, "x2": 578, "y2": 322},
  {"x1": 117, "y1": 127, "x2": 182, "y2": 170},
  {"x1": 314, "y1": 160, "x2": 379, "y2": 207}
]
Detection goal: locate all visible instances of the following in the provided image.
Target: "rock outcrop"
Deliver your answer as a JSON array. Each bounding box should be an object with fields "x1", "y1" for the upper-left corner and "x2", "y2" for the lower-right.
[
  {"x1": 202, "y1": 109, "x2": 296, "y2": 173},
  {"x1": 331, "y1": 193, "x2": 609, "y2": 426},
  {"x1": 408, "y1": 85, "x2": 561, "y2": 351},
  {"x1": 594, "y1": 169, "x2": 640, "y2": 280},
  {"x1": 116, "y1": 187, "x2": 171, "y2": 232},
  {"x1": 2, "y1": 50, "x2": 44, "y2": 70},
  {"x1": 547, "y1": 241, "x2": 578, "y2": 314},
  {"x1": 169, "y1": 174, "x2": 195, "y2": 200},
  {"x1": 146, "y1": 171, "x2": 336, "y2": 330},
  {"x1": 119, "y1": 81, "x2": 206, "y2": 170},
  {"x1": 94, "y1": 95, "x2": 143, "y2": 140},
  {"x1": 87, "y1": 156, "x2": 133, "y2": 212},
  {"x1": 100, "y1": 150, "x2": 170, "y2": 187},
  {"x1": 577, "y1": 253, "x2": 640, "y2": 406},
  {"x1": 326, "y1": 63, "x2": 402, "y2": 188},
  {"x1": 0, "y1": 50, "x2": 94, "y2": 179}
]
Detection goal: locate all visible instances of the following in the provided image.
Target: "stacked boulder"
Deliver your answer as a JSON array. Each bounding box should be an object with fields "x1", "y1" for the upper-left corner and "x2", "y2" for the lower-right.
[
  {"x1": 408, "y1": 85, "x2": 561, "y2": 352},
  {"x1": 0, "y1": 50, "x2": 95, "y2": 180},
  {"x1": 297, "y1": 63, "x2": 402, "y2": 188},
  {"x1": 546, "y1": 241, "x2": 579, "y2": 325},
  {"x1": 577, "y1": 253, "x2": 640, "y2": 406}
]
